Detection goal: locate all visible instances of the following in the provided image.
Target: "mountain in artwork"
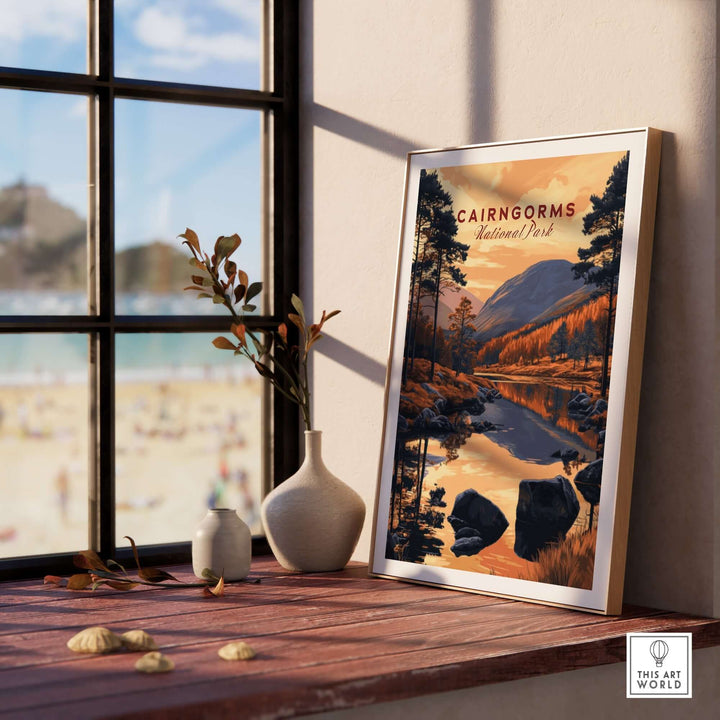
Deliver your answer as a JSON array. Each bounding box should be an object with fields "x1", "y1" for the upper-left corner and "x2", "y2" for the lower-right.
[{"x1": 472, "y1": 259, "x2": 587, "y2": 342}]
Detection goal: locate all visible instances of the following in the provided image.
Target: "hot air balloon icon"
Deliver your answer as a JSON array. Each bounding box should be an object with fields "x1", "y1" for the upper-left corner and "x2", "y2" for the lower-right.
[{"x1": 649, "y1": 639, "x2": 669, "y2": 667}]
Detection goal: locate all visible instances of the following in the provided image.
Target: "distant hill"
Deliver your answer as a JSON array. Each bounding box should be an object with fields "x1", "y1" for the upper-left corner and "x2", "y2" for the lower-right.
[
  {"x1": 0, "y1": 182, "x2": 86, "y2": 290},
  {"x1": 0, "y1": 181, "x2": 190, "y2": 293},
  {"x1": 115, "y1": 240, "x2": 193, "y2": 293},
  {"x1": 0, "y1": 181, "x2": 86, "y2": 247},
  {"x1": 473, "y1": 259, "x2": 585, "y2": 342}
]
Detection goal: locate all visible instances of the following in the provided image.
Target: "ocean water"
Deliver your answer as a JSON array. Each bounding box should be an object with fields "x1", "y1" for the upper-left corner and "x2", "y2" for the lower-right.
[
  {"x1": 0, "y1": 291, "x2": 256, "y2": 384},
  {"x1": 0, "y1": 290, "x2": 231, "y2": 317}
]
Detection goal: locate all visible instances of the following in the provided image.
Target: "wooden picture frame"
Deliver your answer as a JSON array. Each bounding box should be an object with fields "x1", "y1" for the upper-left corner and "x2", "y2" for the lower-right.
[{"x1": 370, "y1": 128, "x2": 662, "y2": 614}]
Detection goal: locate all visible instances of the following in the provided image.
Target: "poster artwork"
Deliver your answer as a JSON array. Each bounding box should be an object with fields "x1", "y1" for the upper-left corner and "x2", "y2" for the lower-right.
[{"x1": 387, "y1": 151, "x2": 630, "y2": 588}]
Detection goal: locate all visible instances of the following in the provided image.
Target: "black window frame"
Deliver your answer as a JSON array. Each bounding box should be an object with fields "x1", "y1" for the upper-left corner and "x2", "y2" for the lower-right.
[{"x1": 0, "y1": 0, "x2": 299, "y2": 580}]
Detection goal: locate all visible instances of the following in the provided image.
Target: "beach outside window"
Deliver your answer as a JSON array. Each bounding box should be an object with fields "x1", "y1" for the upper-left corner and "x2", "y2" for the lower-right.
[
  {"x1": 115, "y1": 334, "x2": 263, "y2": 545},
  {"x1": 0, "y1": 334, "x2": 89, "y2": 557},
  {"x1": 0, "y1": 1, "x2": 298, "y2": 574}
]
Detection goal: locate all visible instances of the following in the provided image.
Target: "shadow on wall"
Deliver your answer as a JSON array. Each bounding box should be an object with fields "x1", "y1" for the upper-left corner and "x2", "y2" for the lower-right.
[
  {"x1": 316, "y1": 334, "x2": 387, "y2": 387},
  {"x1": 300, "y1": 0, "x2": 494, "y2": 385}
]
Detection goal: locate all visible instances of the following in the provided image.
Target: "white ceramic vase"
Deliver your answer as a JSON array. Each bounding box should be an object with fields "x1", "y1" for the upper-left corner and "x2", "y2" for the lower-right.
[
  {"x1": 261, "y1": 430, "x2": 365, "y2": 572},
  {"x1": 192, "y1": 508, "x2": 251, "y2": 580}
]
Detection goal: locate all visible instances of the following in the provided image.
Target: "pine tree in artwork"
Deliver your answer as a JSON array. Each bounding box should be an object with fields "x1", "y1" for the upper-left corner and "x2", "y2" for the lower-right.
[
  {"x1": 448, "y1": 296, "x2": 478, "y2": 374},
  {"x1": 423, "y1": 209, "x2": 468, "y2": 382},
  {"x1": 547, "y1": 321, "x2": 569, "y2": 361},
  {"x1": 404, "y1": 170, "x2": 455, "y2": 382},
  {"x1": 573, "y1": 152, "x2": 629, "y2": 396}
]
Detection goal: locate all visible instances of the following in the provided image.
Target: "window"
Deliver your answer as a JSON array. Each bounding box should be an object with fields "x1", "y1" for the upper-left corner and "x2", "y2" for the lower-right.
[{"x1": 0, "y1": 1, "x2": 299, "y2": 578}]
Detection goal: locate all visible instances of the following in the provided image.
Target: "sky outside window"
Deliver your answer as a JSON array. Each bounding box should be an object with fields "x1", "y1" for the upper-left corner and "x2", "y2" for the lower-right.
[
  {"x1": 0, "y1": 0, "x2": 87, "y2": 73},
  {"x1": 114, "y1": 99, "x2": 262, "y2": 315},
  {"x1": 114, "y1": 0, "x2": 262, "y2": 89},
  {"x1": 0, "y1": 90, "x2": 88, "y2": 314},
  {"x1": 0, "y1": 2, "x2": 264, "y2": 316}
]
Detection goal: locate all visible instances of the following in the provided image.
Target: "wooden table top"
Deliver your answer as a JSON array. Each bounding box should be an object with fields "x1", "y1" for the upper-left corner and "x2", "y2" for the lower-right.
[{"x1": 1, "y1": 556, "x2": 718, "y2": 719}]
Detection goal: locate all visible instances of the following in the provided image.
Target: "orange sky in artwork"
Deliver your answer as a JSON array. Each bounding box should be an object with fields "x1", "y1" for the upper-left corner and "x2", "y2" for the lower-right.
[{"x1": 437, "y1": 151, "x2": 628, "y2": 302}]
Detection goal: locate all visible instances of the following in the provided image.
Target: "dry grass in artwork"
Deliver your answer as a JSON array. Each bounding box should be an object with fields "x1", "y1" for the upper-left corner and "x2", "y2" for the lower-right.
[{"x1": 520, "y1": 529, "x2": 597, "y2": 589}]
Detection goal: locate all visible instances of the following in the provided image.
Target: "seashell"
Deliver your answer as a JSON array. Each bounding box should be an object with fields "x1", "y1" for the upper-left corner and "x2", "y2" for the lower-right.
[
  {"x1": 67, "y1": 626, "x2": 122, "y2": 654},
  {"x1": 135, "y1": 651, "x2": 174, "y2": 673},
  {"x1": 218, "y1": 641, "x2": 256, "y2": 661},
  {"x1": 120, "y1": 630, "x2": 158, "y2": 652}
]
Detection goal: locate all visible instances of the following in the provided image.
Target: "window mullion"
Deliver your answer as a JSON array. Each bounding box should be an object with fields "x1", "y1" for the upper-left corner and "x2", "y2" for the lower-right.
[
  {"x1": 94, "y1": 0, "x2": 115, "y2": 552},
  {"x1": 271, "y1": 0, "x2": 300, "y2": 485}
]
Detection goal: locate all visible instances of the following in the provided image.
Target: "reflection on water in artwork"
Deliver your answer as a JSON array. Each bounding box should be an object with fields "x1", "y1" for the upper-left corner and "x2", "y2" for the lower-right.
[{"x1": 388, "y1": 370, "x2": 605, "y2": 589}]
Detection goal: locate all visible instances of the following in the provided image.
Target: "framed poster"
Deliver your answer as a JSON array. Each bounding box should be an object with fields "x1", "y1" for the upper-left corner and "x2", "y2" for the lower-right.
[{"x1": 370, "y1": 128, "x2": 661, "y2": 614}]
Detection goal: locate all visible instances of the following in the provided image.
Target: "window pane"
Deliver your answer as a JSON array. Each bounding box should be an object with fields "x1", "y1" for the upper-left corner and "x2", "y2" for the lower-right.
[
  {"x1": 114, "y1": 0, "x2": 263, "y2": 90},
  {"x1": 115, "y1": 333, "x2": 264, "y2": 547},
  {"x1": 0, "y1": 90, "x2": 88, "y2": 315},
  {"x1": 114, "y1": 100, "x2": 263, "y2": 316},
  {"x1": 0, "y1": 334, "x2": 89, "y2": 559},
  {"x1": 0, "y1": 1, "x2": 87, "y2": 74}
]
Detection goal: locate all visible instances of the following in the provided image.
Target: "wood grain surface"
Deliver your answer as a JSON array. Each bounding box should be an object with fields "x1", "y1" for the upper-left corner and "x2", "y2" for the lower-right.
[{"x1": 0, "y1": 557, "x2": 718, "y2": 719}]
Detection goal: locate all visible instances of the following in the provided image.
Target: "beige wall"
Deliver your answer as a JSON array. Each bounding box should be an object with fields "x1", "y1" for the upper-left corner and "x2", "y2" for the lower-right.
[{"x1": 300, "y1": 0, "x2": 718, "y2": 622}]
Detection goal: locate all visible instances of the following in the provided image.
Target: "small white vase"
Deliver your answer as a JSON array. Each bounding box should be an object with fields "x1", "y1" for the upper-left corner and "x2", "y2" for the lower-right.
[
  {"x1": 192, "y1": 508, "x2": 251, "y2": 580},
  {"x1": 261, "y1": 430, "x2": 365, "y2": 572}
]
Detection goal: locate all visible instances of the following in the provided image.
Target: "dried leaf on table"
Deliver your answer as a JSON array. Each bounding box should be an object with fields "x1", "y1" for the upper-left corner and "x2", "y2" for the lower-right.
[
  {"x1": 67, "y1": 574, "x2": 94, "y2": 591},
  {"x1": 73, "y1": 550, "x2": 110, "y2": 572},
  {"x1": 202, "y1": 575, "x2": 225, "y2": 597}
]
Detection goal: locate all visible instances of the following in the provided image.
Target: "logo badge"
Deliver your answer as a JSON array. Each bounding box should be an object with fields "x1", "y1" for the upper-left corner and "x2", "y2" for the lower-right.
[{"x1": 627, "y1": 633, "x2": 692, "y2": 698}]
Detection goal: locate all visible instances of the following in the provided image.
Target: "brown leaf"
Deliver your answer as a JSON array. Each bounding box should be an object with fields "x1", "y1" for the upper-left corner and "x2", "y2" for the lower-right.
[
  {"x1": 277, "y1": 323, "x2": 287, "y2": 343},
  {"x1": 43, "y1": 575, "x2": 65, "y2": 587},
  {"x1": 253, "y1": 360, "x2": 274, "y2": 380},
  {"x1": 287, "y1": 313, "x2": 304, "y2": 332},
  {"x1": 245, "y1": 281, "x2": 262, "y2": 304},
  {"x1": 234, "y1": 284, "x2": 246, "y2": 304},
  {"x1": 230, "y1": 324, "x2": 247, "y2": 346},
  {"x1": 213, "y1": 336, "x2": 237, "y2": 351},
  {"x1": 237, "y1": 269, "x2": 249, "y2": 290},
  {"x1": 224, "y1": 259, "x2": 237, "y2": 281},
  {"x1": 73, "y1": 550, "x2": 110, "y2": 572},
  {"x1": 306, "y1": 333, "x2": 323, "y2": 351},
  {"x1": 124, "y1": 535, "x2": 142, "y2": 572},
  {"x1": 67, "y1": 573, "x2": 94, "y2": 591},
  {"x1": 202, "y1": 575, "x2": 225, "y2": 597},
  {"x1": 179, "y1": 228, "x2": 201, "y2": 254},
  {"x1": 214, "y1": 234, "x2": 241, "y2": 262},
  {"x1": 106, "y1": 581, "x2": 138, "y2": 591},
  {"x1": 139, "y1": 567, "x2": 179, "y2": 583},
  {"x1": 122, "y1": 535, "x2": 178, "y2": 583}
]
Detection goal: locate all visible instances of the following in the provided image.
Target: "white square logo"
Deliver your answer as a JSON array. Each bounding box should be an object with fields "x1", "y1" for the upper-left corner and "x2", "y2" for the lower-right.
[{"x1": 626, "y1": 633, "x2": 692, "y2": 698}]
